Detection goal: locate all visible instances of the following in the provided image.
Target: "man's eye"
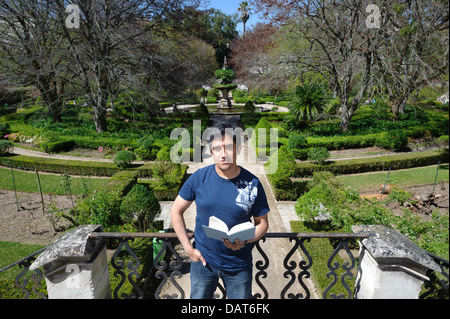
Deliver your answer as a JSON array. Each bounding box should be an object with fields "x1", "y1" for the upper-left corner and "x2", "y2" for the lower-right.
[
  {"x1": 213, "y1": 146, "x2": 222, "y2": 152},
  {"x1": 225, "y1": 145, "x2": 234, "y2": 151}
]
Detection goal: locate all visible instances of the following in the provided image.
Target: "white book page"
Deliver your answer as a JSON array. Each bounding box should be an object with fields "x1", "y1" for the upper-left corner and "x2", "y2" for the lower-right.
[
  {"x1": 229, "y1": 222, "x2": 254, "y2": 235},
  {"x1": 208, "y1": 216, "x2": 229, "y2": 233}
]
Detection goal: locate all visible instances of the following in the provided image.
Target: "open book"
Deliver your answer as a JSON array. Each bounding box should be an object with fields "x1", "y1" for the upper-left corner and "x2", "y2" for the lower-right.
[{"x1": 202, "y1": 216, "x2": 255, "y2": 242}]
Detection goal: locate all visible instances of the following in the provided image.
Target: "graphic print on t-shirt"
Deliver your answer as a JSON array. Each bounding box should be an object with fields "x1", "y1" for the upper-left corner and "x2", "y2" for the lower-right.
[{"x1": 235, "y1": 179, "x2": 258, "y2": 214}]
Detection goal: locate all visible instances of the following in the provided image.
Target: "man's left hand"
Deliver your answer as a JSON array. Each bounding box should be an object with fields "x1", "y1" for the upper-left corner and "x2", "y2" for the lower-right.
[{"x1": 223, "y1": 238, "x2": 247, "y2": 251}]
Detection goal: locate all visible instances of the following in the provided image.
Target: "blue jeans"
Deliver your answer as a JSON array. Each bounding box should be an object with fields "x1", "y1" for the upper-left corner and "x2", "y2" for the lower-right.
[{"x1": 190, "y1": 261, "x2": 253, "y2": 299}]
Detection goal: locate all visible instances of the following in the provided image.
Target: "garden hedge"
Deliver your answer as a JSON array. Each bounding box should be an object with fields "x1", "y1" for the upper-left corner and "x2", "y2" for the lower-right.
[
  {"x1": 294, "y1": 149, "x2": 449, "y2": 177},
  {"x1": 0, "y1": 154, "x2": 185, "y2": 179},
  {"x1": 265, "y1": 149, "x2": 449, "y2": 201}
]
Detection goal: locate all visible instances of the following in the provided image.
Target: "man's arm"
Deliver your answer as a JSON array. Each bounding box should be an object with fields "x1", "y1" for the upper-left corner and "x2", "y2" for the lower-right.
[
  {"x1": 249, "y1": 213, "x2": 269, "y2": 243},
  {"x1": 170, "y1": 195, "x2": 206, "y2": 266}
]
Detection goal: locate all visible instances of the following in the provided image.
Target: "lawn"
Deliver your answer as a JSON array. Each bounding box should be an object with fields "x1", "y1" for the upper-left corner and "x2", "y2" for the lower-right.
[
  {"x1": 0, "y1": 167, "x2": 109, "y2": 195},
  {"x1": 337, "y1": 164, "x2": 449, "y2": 193}
]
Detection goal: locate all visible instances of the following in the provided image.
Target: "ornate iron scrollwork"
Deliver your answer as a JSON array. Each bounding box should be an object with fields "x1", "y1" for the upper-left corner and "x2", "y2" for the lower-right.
[
  {"x1": 253, "y1": 238, "x2": 269, "y2": 299},
  {"x1": 323, "y1": 239, "x2": 356, "y2": 299},
  {"x1": 281, "y1": 237, "x2": 312, "y2": 299},
  {"x1": 15, "y1": 257, "x2": 46, "y2": 299},
  {"x1": 154, "y1": 240, "x2": 185, "y2": 299},
  {"x1": 110, "y1": 237, "x2": 143, "y2": 299}
]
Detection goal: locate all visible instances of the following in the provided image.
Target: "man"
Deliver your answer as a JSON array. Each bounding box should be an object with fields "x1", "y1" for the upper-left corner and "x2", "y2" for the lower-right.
[{"x1": 171, "y1": 126, "x2": 270, "y2": 299}]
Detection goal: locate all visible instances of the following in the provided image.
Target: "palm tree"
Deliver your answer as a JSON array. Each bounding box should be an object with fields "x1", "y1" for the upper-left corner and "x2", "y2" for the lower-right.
[
  {"x1": 288, "y1": 83, "x2": 330, "y2": 123},
  {"x1": 238, "y1": 1, "x2": 250, "y2": 37}
]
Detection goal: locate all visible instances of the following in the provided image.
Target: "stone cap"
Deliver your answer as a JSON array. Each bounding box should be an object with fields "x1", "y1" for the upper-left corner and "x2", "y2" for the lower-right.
[
  {"x1": 352, "y1": 225, "x2": 440, "y2": 273},
  {"x1": 30, "y1": 225, "x2": 104, "y2": 272}
]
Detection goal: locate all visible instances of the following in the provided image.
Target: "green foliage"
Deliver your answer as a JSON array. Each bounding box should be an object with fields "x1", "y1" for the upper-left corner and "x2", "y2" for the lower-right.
[
  {"x1": 244, "y1": 100, "x2": 255, "y2": 114},
  {"x1": 113, "y1": 150, "x2": 137, "y2": 168},
  {"x1": 294, "y1": 171, "x2": 449, "y2": 258},
  {"x1": 152, "y1": 146, "x2": 183, "y2": 190},
  {"x1": 376, "y1": 130, "x2": 408, "y2": 151},
  {"x1": 294, "y1": 149, "x2": 448, "y2": 177},
  {"x1": 288, "y1": 83, "x2": 330, "y2": 122},
  {"x1": 266, "y1": 145, "x2": 297, "y2": 191},
  {"x1": 0, "y1": 122, "x2": 10, "y2": 137},
  {"x1": 196, "y1": 102, "x2": 210, "y2": 119},
  {"x1": 307, "y1": 147, "x2": 330, "y2": 165},
  {"x1": 215, "y1": 69, "x2": 235, "y2": 84},
  {"x1": 134, "y1": 136, "x2": 158, "y2": 160},
  {"x1": 288, "y1": 133, "x2": 308, "y2": 149},
  {"x1": 68, "y1": 171, "x2": 139, "y2": 230},
  {"x1": 42, "y1": 140, "x2": 75, "y2": 153},
  {"x1": 253, "y1": 117, "x2": 272, "y2": 155},
  {"x1": 0, "y1": 140, "x2": 13, "y2": 155},
  {"x1": 120, "y1": 184, "x2": 161, "y2": 232}
]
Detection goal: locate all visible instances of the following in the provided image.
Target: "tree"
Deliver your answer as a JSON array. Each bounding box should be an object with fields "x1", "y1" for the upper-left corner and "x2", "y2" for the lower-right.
[
  {"x1": 229, "y1": 23, "x2": 284, "y2": 93},
  {"x1": 238, "y1": 1, "x2": 251, "y2": 37},
  {"x1": 373, "y1": 0, "x2": 449, "y2": 117},
  {"x1": 253, "y1": 0, "x2": 380, "y2": 131},
  {"x1": 0, "y1": 0, "x2": 69, "y2": 122},
  {"x1": 51, "y1": 0, "x2": 204, "y2": 132},
  {"x1": 180, "y1": 8, "x2": 239, "y2": 67},
  {"x1": 289, "y1": 83, "x2": 330, "y2": 123}
]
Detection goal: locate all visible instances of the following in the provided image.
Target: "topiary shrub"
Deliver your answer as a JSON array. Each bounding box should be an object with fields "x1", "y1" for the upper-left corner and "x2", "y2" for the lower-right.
[
  {"x1": 376, "y1": 130, "x2": 408, "y2": 151},
  {"x1": 120, "y1": 184, "x2": 161, "y2": 232},
  {"x1": 42, "y1": 140, "x2": 75, "y2": 153},
  {"x1": 134, "y1": 136, "x2": 157, "y2": 160},
  {"x1": 308, "y1": 147, "x2": 330, "y2": 165},
  {"x1": 0, "y1": 140, "x2": 13, "y2": 155},
  {"x1": 114, "y1": 150, "x2": 136, "y2": 168}
]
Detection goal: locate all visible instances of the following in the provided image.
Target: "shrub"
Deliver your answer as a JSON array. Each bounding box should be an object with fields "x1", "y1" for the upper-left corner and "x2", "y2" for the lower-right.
[
  {"x1": 67, "y1": 171, "x2": 139, "y2": 230},
  {"x1": 215, "y1": 69, "x2": 235, "y2": 84},
  {"x1": 134, "y1": 136, "x2": 157, "y2": 160},
  {"x1": 196, "y1": 102, "x2": 209, "y2": 119},
  {"x1": 0, "y1": 122, "x2": 10, "y2": 138},
  {"x1": 288, "y1": 133, "x2": 308, "y2": 149},
  {"x1": 308, "y1": 147, "x2": 330, "y2": 165},
  {"x1": 244, "y1": 100, "x2": 255, "y2": 114},
  {"x1": 266, "y1": 145, "x2": 297, "y2": 190},
  {"x1": 288, "y1": 83, "x2": 330, "y2": 122},
  {"x1": 253, "y1": 117, "x2": 272, "y2": 152},
  {"x1": 42, "y1": 140, "x2": 75, "y2": 153},
  {"x1": 120, "y1": 184, "x2": 161, "y2": 232},
  {"x1": 376, "y1": 130, "x2": 408, "y2": 151},
  {"x1": 0, "y1": 140, "x2": 13, "y2": 155},
  {"x1": 114, "y1": 150, "x2": 136, "y2": 168},
  {"x1": 152, "y1": 146, "x2": 183, "y2": 190}
]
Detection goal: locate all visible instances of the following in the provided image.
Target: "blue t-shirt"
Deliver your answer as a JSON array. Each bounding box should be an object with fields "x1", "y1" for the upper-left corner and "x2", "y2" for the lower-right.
[{"x1": 178, "y1": 164, "x2": 270, "y2": 271}]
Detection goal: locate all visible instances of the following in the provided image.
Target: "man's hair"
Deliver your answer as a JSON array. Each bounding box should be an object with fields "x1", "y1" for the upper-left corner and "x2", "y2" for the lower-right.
[{"x1": 205, "y1": 125, "x2": 242, "y2": 149}]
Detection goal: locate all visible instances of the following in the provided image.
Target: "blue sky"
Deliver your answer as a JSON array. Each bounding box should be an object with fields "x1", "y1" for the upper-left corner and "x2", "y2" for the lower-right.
[{"x1": 205, "y1": 0, "x2": 265, "y2": 35}]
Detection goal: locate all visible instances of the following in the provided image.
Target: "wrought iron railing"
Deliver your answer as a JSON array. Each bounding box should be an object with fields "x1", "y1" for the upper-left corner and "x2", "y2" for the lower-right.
[
  {"x1": 90, "y1": 232, "x2": 369, "y2": 299},
  {"x1": 1, "y1": 232, "x2": 448, "y2": 299}
]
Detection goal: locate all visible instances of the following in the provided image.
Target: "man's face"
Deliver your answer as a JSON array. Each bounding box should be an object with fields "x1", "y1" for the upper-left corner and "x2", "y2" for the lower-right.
[{"x1": 210, "y1": 134, "x2": 240, "y2": 170}]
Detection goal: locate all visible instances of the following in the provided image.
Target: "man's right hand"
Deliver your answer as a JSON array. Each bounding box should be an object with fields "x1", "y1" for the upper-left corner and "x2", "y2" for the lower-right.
[{"x1": 189, "y1": 248, "x2": 206, "y2": 266}]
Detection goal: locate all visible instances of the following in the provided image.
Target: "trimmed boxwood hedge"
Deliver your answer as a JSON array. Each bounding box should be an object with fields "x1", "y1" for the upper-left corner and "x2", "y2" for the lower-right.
[
  {"x1": 0, "y1": 154, "x2": 185, "y2": 179},
  {"x1": 294, "y1": 149, "x2": 449, "y2": 177},
  {"x1": 265, "y1": 149, "x2": 449, "y2": 201}
]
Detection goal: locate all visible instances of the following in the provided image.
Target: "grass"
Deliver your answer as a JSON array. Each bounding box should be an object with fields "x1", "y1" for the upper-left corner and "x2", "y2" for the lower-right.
[
  {"x1": 0, "y1": 241, "x2": 47, "y2": 299},
  {"x1": 337, "y1": 164, "x2": 449, "y2": 192},
  {"x1": 290, "y1": 221, "x2": 357, "y2": 299},
  {"x1": 0, "y1": 166, "x2": 109, "y2": 195}
]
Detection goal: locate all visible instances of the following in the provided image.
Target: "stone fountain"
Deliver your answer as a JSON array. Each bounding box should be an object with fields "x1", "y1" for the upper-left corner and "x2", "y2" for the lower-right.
[{"x1": 213, "y1": 57, "x2": 237, "y2": 109}]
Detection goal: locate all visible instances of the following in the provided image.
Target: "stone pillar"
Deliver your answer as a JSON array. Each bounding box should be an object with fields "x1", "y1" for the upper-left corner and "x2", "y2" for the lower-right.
[
  {"x1": 352, "y1": 225, "x2": 440, "y2": 299},
  {"x1": 30, "y1": 225, "x2": 111, "y2": 299}
]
